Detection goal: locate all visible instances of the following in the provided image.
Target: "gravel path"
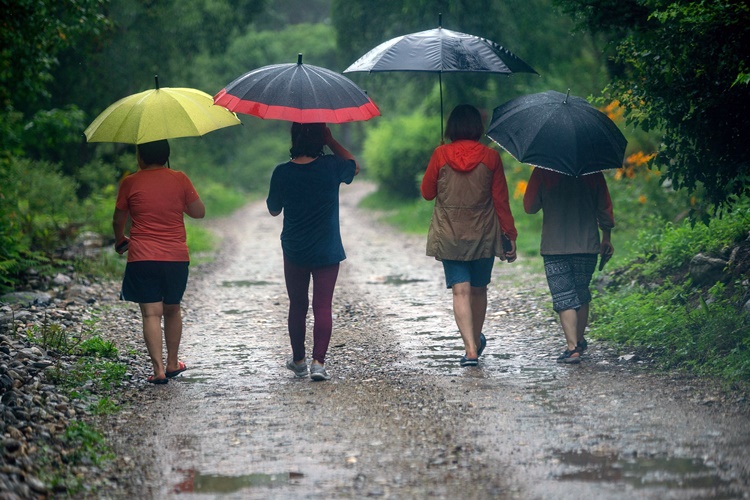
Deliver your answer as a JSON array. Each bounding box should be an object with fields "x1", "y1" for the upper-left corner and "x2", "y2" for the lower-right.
[{"x1": 43, "y1": 180, "x2": 750, "y2": 498}]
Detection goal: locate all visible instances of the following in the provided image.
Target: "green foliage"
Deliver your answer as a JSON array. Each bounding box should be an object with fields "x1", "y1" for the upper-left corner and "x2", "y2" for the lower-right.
[
  {"x1": 186, "y1": 221, "x2": 219, "y2": 259},
  {"x1": 556, "y1": 0, "x2": 750, "y2": 211},
  {"x1": 66, "y1": 358, "x2": 128, "y2": 390},
  {"x1": 89, "y1": 396, "x2": 120, "y2": 415},
  {"x1": 632, "y1": 201, "x2": 750, "y2": 275},
  {"x1": 1, "y1": 156, "x2": 79, "y2": 251},
  {"x1": 592, "y1": 283, "x2": 750, "y2": 383},
  {"x1": 62, "y1": 421, "x2": 115, "y2": 466},
  {"x1": 36, "y1": 420, "x2": 115, "y2": 495},
  {"x1": 195, "y1": 179, "x2": 252, "y2": 218},
  {"x1": 79, "y1": 335, "x2": 119, "y2": 358},
  {"x1": 359, "y1": 189, "x2": 434, "y2": 234},
  {"x1": 0, "y1": 0, "x2": 112, "y2": 110},
  {"x1": 26, "y1": 322, "x2": 80, "y2": 354},
  {"x1": 50, "y1": 0, "x2": 267, "y2": 116},
  {"x1": 363, "y1": 113, "x2": 438, "y2": 199},
  {"x1": 21, "y1": 106, "x2": 88, "y2": 171},
  {"x1": 591, "y1": 201, "x2": 750, "y2": 384}
]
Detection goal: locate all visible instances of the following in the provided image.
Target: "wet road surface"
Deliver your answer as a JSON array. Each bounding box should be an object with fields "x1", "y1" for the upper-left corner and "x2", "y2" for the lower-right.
[{"x1": 132, "y1": 181, "x2": 750, "y2": 499}]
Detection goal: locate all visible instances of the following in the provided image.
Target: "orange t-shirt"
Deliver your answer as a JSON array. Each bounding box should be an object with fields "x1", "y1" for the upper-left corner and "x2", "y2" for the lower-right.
[{"x1": 115, "y1": 168, "x2": 200, "y2": 262}]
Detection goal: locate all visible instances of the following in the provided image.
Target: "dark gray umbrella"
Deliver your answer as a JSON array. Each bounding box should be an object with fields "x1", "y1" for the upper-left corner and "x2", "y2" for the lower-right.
[
  {"x1": 486, "y1": 90, "x2": 627, "y2": 177},
  {"x1": 344, "y1": 14, "x2": 537, "y2": 139}
]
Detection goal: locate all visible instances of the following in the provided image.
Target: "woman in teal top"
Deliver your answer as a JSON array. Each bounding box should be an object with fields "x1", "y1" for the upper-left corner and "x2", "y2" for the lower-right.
[{"x1": 267, "y1": 123, "x2": 359, "y2": 381}]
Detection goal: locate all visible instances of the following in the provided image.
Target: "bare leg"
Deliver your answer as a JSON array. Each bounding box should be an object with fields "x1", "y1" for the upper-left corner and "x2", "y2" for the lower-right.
[
  {"x1": 163, "y1": 303, "x2": 182, "y2": 373},
  {"x1": 470, "y1": 286, "x2": 487, "y2": 347},
  {"x1": 452, "y1": 282, "x2": 477, "y2": 358},
  {"x1": 576, "y1": 303, "x2": 589, "y2": 343},
  {"x1": 558, "y1": 308, "x2": 578, "y2": 352},
  {"x1": 140, "y1": 302, "x2": 166, "y2": 379}
]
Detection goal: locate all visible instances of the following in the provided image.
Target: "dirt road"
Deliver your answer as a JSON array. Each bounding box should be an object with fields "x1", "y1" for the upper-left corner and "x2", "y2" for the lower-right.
[{"x1": 117, "y1": 181, "x2": 750, "y2": 499}]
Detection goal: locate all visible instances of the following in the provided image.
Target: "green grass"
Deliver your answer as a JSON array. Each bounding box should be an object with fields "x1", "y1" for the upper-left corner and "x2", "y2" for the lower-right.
[
  {"x1": 36, "y1": 421, "x2": 115, "y2": 495},
  {"x1": 589, "y1": 206, "x2": 750, "y2": 385}
]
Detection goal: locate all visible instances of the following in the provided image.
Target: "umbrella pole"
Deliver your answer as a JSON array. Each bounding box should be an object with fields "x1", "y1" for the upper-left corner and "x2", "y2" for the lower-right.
[{"x1": 439, "y1": 72, "x2": 444, "y2": 144}]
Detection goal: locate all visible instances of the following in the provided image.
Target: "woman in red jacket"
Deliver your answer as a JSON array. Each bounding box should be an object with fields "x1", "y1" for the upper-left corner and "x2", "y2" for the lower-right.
[{"x1": 421, "y1": 104, "x2": 518, "y2": 367}]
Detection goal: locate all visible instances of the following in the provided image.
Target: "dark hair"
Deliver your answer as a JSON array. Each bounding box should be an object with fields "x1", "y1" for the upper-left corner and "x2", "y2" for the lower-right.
[
  {"x1": 289, "y1": 122, "x2": 325, "y2": 159},
  {"x1": 444, "y1": 104, "x2": 484, "y2": 142},
  {"x1": 137, "y1": 139, "x2": 170, "y2": 165}
]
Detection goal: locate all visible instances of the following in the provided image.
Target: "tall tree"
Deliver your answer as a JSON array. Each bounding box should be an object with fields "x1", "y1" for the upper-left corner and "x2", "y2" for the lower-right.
[
  {"x1": 50, "y1": 0, "x2": 269, "y2": 118},
  {"x1": 556, "y1": 0, "x2": 750, "y2": 211},
  {"x1": 0, "y1": 0, "x2": 111, "y2": 112}
]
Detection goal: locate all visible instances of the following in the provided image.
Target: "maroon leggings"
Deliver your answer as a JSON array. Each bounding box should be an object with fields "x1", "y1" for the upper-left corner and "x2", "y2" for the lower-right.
[{"x1": 283, "y1": 256, "x2": 340, "y2": 364}]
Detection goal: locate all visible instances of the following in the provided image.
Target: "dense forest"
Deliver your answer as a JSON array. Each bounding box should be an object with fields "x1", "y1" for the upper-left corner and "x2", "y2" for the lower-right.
[{"x1": 1, "y1": 0, "x2": 749, "y2": 382}]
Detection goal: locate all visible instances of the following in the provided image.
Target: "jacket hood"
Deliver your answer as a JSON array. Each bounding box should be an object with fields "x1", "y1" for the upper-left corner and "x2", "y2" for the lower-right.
[{"x1": 441, "y1": 140, "x2": 489, "y2": 172}]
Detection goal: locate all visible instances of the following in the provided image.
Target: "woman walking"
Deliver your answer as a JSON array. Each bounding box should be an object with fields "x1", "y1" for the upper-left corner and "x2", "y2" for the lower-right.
[
  {"x1": 267, "y1": 123, "x2": 359, "y2": 381},
  {"x1": 421, "y1": 104, "x2": 518, "y2": 367},
  {"x1": 113, "y1": 139, "x2": 204, "y2": 384}
]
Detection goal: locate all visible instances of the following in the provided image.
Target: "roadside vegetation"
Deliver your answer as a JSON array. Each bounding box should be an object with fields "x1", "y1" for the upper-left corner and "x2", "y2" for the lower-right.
[{"x1": 17, "y1": 313, "x2": 127, "y2": 492}]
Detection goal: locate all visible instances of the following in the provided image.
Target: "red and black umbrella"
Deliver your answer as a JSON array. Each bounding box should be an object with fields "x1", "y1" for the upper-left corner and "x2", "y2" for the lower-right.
[{"x1": 214, "y1": 54, "x2": 380, "y2": 124}]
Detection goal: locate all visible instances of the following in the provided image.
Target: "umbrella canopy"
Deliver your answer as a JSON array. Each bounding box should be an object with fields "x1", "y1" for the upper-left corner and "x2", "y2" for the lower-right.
[
  {"x1": 486, "y1": 90, "x2": 627, "y2": 177},
  {"x1": 214, "y1": 54, "x2": 380, "y2": 124},
  {"x1": 84, "y1": 76, "x2": 241, "y2": 144},
  {"x1": 344, "y1": 14, "x2": 537, "y2": 138}
]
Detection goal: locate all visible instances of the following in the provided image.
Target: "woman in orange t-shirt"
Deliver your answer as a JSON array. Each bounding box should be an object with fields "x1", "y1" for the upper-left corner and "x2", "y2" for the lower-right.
[{"x1": 113, "y1": 139, "x2": 205, "y2": 384}]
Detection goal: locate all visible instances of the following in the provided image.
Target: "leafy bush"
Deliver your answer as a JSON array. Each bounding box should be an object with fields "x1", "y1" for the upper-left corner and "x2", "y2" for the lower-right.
[
  {"x1": 632, "y1": 200, "x2": 750, "y2": 276},
  {"x1": 592, "y1": 283, "x2": 750, "y2": 383},
  {"x1": 79, "y1": 335, "x2": 118, "y2": 358},
  {"x1": 363, "y1": 113, "x2": 438, "y2": 199},
  {"x1": 0, "y1": 155, "x2": 80, "y2": 290},
  {"x1": 591, "y1": 203, "x2": 750, "y2": 384},
  {"x1": 1, "y1": 156, "x2": 79, "y2": 251},
  {"x1": 195, "y1": 179, "x2": 254, "y2": 217},
  {"x1": 21, "y1": 106, "x2": 88, "y2": 173}
]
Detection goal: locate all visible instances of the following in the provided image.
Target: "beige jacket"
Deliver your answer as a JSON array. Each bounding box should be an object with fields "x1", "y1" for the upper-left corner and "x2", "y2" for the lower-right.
[{"x1": 422, "y1": 141, "x2": 516, "y2": 261}]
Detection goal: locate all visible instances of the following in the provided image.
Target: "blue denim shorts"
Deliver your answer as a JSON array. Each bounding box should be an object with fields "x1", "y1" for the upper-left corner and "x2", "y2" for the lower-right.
[
  {"x1": 121, "y1": 261, "x2": 189, "y2": 304},
  {"x1": 442, "y1": 257, "x2": 495, "y2": 288}
]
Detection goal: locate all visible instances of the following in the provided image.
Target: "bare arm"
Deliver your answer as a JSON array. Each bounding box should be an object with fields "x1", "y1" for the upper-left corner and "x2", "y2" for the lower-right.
[
  {"x1": 185, "y1": 198, "x2": 205, "y2": 219},
  {"x1": 112, "y1": 208, "x2": 129, "y2": 254},
  {"x1": 325, "y1": 126, "x2": 360, "y2": 175}
]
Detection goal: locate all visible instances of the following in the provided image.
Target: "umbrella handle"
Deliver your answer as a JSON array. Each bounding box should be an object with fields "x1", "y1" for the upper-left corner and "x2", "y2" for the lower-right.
[
  {"x1": 438, "y1": 11, "x2": 444, "y2": 144},
  {"x1": 439, "y1": 72, "x2": 444, "y2": 143}
]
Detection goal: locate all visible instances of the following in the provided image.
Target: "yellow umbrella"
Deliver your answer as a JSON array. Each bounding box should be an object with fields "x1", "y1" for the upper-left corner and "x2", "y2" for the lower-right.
[{"x1": 85, "y1": 76, "x2": 241, "y2": 144}]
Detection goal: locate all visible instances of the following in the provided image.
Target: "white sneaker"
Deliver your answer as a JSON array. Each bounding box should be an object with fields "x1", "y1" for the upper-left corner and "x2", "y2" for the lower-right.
[
  {"x1": 286, "y1": 357, "x2": 308, "y2": 378},
  {"x1": 310, "y1": 363, "x2": 330, "y2": 381}
]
